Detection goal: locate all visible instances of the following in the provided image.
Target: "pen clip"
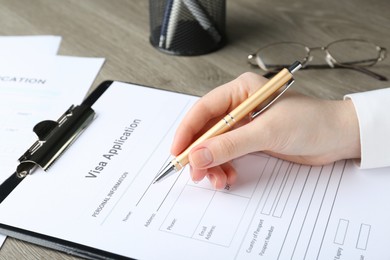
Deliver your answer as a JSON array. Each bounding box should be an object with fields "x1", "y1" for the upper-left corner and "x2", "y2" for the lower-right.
[{"x1": 250, "y1": 79, "x2": 295, "y2": 119}]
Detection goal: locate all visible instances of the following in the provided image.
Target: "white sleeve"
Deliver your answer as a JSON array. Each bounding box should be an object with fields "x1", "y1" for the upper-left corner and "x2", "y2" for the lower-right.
[{"x1": 344, "y1": 88, "x2": 390, "y2": 169}]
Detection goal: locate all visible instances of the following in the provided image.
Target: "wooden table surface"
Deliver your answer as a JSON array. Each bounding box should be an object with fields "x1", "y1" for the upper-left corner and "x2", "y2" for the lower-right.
[{"x1": 0, "y1": 0, "x2": 389, "y2": 259}]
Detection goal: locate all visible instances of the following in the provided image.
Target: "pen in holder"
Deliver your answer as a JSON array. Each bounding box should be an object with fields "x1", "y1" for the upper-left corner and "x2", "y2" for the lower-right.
[{"x1": 149, "y1": 0, "x2": 226, "y2": 56}]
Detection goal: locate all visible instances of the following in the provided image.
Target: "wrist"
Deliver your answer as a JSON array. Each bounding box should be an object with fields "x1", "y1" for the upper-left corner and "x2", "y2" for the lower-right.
[{"x1": 334, "y1": 99, "x2": 361, "y2": 160}]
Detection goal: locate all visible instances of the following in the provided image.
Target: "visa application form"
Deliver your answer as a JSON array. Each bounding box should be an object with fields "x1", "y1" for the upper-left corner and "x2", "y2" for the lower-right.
[{"x1": 0, "y1": 81, "x2": 389, "y2": 259}]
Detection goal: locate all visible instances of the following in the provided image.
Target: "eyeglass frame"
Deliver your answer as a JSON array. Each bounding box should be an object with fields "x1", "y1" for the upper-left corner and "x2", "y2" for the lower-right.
[{"x1": 248, "y1": 39, "x2": 387, "y2": 81}]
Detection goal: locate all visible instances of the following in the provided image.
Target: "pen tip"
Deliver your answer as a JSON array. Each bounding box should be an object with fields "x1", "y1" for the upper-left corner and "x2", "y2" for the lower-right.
[{"x1": 153, "y1": 163, "x2": 176, "y2": 184}]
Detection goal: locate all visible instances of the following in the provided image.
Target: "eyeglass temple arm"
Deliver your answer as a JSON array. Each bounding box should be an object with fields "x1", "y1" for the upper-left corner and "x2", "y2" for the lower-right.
[
  {"x1": 336, "y1": 65, "x2": 388, "y2": 81},
  {"x1": 304, "y1": 64, "x2": 387, "y2": 81},
  {"x1": 261, "y1": 64, "x2": 387, "y2": 81}
]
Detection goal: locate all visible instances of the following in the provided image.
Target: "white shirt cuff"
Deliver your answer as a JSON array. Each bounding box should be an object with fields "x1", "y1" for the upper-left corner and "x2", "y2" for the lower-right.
[{"x1": 344, "y1": 88, "x2": 390, "y2": 169}]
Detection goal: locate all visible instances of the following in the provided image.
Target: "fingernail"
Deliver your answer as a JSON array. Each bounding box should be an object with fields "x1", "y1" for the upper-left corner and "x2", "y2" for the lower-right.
[
  {"x1": 191, "y1": 147, "x2": 213, "y2": 168},
  {"x1": 207, "y1": 174, "x2": 217, "y2": 188},
  {"x1": 190, "y1": 165, "x2": 202, "y2": 184},
  {"x1": 190, "y1": 165, "x2": 195, "y2": 182}
]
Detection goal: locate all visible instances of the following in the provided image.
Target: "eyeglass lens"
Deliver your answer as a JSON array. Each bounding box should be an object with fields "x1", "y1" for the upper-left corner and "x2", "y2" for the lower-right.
[{"x1": 327, "y1": 40, "x2": 380, "y2": 66}]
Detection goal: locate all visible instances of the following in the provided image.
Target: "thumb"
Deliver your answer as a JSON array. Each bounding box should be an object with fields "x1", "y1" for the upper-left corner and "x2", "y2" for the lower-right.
[{"x1": 188, "y1": 122, "x2": 266, "y2": 169}]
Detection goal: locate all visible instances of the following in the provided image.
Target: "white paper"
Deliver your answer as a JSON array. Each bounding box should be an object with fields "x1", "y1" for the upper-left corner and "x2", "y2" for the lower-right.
[
  {"x1": 0, "y1": 35, "x2": 62, "y2": 247},
  {"x1": 0, "y1": 35, "x2": 61, "y2": 56},
  {"x1": 0, "y1": 82, "x2": 389, "y2": 259}
]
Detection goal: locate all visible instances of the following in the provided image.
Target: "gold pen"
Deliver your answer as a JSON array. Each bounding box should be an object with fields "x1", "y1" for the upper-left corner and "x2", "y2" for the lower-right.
[{"x1": 153, "y1": 61, "x2": 302, "y2": 183}]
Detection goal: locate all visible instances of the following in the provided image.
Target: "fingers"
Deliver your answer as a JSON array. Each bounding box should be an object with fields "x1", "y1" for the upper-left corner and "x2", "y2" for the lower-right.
[
  {"x1": 190, "y1": 162, "x2": 237, "y2": 190},
  {"x1": 171, "y1": 72, "x2": 269, "y2": 189},
  {"x1": 171, "y1": 72, "x2": 268, "y2": 155},
  {"x1": 170, "y1": 83, "x2": 234, "y2": 156},
  {"x1": 188, "y1": 120, "x2": 268, "y2": 168},
  {"x1": 187, "y1": 121, "x2": 267, "y2": 190}
]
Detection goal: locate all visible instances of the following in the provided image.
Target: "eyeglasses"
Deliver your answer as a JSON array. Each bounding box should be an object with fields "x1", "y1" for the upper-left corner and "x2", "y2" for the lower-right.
[{"x1": 248, "y1": 39, "x2": 387, "y2": 81}]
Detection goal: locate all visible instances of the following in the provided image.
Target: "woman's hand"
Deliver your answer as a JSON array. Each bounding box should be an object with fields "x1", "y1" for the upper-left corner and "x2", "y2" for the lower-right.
[{"x1": 171, "y1": 72, "x2": 360, "y2": 189}]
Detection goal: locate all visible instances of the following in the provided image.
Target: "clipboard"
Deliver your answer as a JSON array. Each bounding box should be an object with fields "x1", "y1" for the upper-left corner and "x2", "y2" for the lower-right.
[
  {"x1": 0, "y1": 80, "x2": 131, "y2": 259},
  {"x1": 2, "y1": 80, "x2": 390, "y2": 260}
]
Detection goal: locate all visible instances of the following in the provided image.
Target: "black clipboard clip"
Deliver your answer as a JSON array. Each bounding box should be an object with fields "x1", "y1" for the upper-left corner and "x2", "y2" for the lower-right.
[
  {"x1": 16, "y1": 104, "x2": 95, "y2": 178},
  {"x1": 0, "y1": 104, "x2": 95, "y2": 203}
]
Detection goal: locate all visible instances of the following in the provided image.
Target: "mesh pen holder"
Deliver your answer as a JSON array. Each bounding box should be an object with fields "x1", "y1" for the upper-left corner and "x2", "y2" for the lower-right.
[{"x1": 149, "y1": 0, "x2": 226, "y2": 56}]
